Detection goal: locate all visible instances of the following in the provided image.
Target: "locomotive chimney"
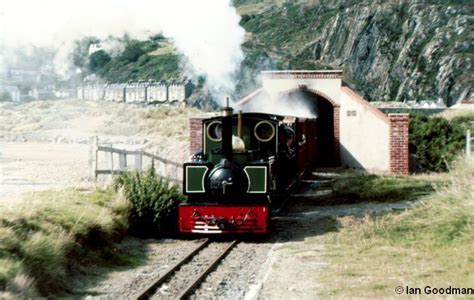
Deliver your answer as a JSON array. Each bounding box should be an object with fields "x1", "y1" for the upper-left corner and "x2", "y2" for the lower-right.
[
  {"x1": 237, "y1": 110, "x2": 243, "y2": 138},
  {"x1": 221, "y1": 97, "x2": 233, "y2": 160}
]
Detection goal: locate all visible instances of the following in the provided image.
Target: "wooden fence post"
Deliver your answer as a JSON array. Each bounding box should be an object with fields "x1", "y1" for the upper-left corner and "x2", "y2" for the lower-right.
[
  {"x1": 89, "y1": 136, "x2": 98, "y2": 180},
  {"x1": 110, "y1": 150, "x2": 114, "y2": 175},
  {"x1": 135, "y1": 151, "x2": 143, "y2": 171},
  {"x1": 151, "y1": 156, "x2": 155, "y2": 174},
  {"x1": 161, "y1": 162, "x2": 167, "y2": 178},
  {"x1": 467, "y1": 129, "x2": 471, "y2": 158},
  {"x1": 119, "y1": 153, "x2": 127, "y2": 172}
]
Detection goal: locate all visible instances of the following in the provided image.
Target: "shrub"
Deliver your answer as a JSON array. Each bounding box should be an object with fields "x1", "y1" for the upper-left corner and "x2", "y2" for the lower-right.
[
  {"x1": 409, "y1": 113, "x2": 471, "y2": 172},
  {"x1": 114, "y1": 167, "x2": 183, "y2": 237},
  {"x1": 89, "y1": 50, "x2": 111, "y2": 72}
]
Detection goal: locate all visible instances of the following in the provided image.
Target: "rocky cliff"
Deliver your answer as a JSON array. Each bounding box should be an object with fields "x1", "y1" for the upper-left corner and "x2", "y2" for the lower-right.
[{"x1": 235, "y1": 0, "x2": 473, "y2": 106}]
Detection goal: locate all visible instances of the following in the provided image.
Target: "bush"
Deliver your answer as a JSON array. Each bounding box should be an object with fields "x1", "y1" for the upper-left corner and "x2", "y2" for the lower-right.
[
  {"x1": 89, "y1": 50, "x2": 111, "y2": 72},
  {"x1": 114, "y1": 167, "x2": 183, "y2": 237},
  {"x1": 409, "y1": 113, "x2": 471, "y2": 172}
]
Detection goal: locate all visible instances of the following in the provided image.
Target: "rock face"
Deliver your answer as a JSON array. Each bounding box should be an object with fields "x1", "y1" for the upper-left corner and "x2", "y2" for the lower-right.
[{"x1": 236, "y1": 0, "x2": 473, "y2": 106}]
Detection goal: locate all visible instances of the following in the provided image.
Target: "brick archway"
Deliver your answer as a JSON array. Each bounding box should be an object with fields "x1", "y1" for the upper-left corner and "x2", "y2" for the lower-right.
[{"x1": 278, "y1": 86, "x2": 340, "y2": 166}]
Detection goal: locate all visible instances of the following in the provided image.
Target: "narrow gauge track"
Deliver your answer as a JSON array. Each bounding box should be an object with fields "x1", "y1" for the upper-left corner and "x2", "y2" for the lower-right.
[{"x1": 135, "y1": 239, "x2": 238, "y2": 300}]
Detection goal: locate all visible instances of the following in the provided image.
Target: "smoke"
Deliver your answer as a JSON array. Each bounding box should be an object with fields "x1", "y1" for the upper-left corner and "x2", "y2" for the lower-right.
[
  {"x1": 0, "y1": 0, "x2": 245, "y2": 102},
  {"x1": 155, "y1": 1, "x2": 245, "y2": 105},
  {"x1": 241, "y1": 89, "x2": 319, "y2": 119}
]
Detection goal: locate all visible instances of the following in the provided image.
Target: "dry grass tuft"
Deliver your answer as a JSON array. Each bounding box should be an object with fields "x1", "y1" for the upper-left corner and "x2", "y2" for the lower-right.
[
  {"x1": 0, "y1": 188, "x2": 129, "y2": 296},
  {"x1": 316, "y1": 157, "x2": 473, "y2": 297}
]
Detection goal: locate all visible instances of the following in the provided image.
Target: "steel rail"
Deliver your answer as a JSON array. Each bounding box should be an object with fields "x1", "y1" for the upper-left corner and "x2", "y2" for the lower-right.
[
  {"x1": 176, "y1": 240, "x2": 239, "y2": 300},
  {"x1": 135, "y1": 238, "x2": 210, "y2": 300}
]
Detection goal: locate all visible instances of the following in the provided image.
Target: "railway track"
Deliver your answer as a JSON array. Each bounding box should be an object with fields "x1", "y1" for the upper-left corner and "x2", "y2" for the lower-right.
[{"x1": 135, "y1": 239, "x2": 238, "y2": 300}]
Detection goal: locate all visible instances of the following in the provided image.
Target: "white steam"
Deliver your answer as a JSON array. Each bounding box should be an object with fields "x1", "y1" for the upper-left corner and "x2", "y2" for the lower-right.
[
  {"x1": 155, "y1": 1, "x2": 245, "y2": 105},
  {"x1": 240, "y1": 90, "x2": 319, "y2": 119},
  {"x1": 0, "y1": 0, "x2": 245, "y2": 102}
]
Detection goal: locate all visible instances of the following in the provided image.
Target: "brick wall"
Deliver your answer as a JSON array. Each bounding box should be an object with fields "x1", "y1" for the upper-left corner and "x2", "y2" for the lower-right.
[
  {"x1": 333, "y1": 105, "x2": 341, "y2": 165},
  {"x1": 189, "y1": 117, "x2": 204, "y2": 154},
  {"x1": 389, "y1": 113, "x2": 409, "y2": 175}
]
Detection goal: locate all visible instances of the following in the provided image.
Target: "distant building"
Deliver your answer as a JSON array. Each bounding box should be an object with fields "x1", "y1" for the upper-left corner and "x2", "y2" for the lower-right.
[
  {"x1": 54, "y1": 88, "x2": 75, "y2": 99},
  {"x1": 415, "y1": 100, "x2": 447, "y2": 109},
  {"x1": 450, "y1": 98, "x2": 474, "y2": 110},
  {"x1": 80, "y1": 84, "x2": 105, "y2": 100},
  {"x1": 168, "y1": 80, "x2": 186, "y2": 101},
  {"x1": 7, "y1": 69, "x2": 42, "y2": 83},
  {"x1": 111, "y1": 83, "x2": 126, "y2": 102},
  {"x1": 30, "y1": 87, "x2": 55, "y2": 100},
  {"x1": 77, "y1": 79, "x2": 193, "y2": 103},
  {"x1": 147, "y1": 81, "x2": 168, "y2": 103},
  {"x1": 88, "y1": 43, "x2": 102, "y2": 55},
  {"x1": 0, "y1": 85, "x2": 20, "y2": 101},
  {"x1": 125, "y1": 82, "x2": 148, "y2": 103}
]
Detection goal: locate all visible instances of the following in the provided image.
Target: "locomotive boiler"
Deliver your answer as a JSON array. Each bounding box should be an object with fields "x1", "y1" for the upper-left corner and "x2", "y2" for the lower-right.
[{"x1": 179, "y1": 101, "x2": 317, "y2": 234}]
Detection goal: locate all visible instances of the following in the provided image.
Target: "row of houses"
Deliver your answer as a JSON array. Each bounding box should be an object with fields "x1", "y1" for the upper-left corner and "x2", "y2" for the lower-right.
[
  {"x1": 0, "y1": 82, "x2": 76, "y2": 102},
  {"x1": 77, "y1": 80, "x2": 192, "y2": 103}
]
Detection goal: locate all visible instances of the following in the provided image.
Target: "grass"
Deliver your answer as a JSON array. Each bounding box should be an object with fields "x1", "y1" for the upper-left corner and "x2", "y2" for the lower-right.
[
  {"x1": 149, "y1": 41, "x2": 175, "y2": 56},
  {"x1": 0, "y1": 188, "x2": 131, "y2": 297},
  {"x1": 314, "y1": 157, "x2": 473, "y2": 297},
  {"x1": 236, "y1": 3, "x2": 265, "y2": 15},
  {"x1": 315, "y1": 171, "x2": 440, "y2": 206}
]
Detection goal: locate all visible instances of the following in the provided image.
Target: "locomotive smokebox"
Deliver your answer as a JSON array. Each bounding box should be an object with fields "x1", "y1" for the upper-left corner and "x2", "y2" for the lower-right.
[{"x1": 221, "y1": 97, "x2": 233, "y2": 160}]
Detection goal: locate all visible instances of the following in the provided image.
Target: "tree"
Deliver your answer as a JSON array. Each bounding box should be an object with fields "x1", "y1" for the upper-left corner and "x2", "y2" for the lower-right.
[
  {"x1": 121, "y1": 42, "x2": 146, "y2": 63},
  {"x1": 89, "y1": 50, "x2": 111, "y2": 72}
]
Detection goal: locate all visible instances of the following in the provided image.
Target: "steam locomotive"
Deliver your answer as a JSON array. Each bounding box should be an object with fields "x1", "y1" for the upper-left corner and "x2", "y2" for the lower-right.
[{"x1": 179, "y1": 102, "x2": 317, "y2": 234}]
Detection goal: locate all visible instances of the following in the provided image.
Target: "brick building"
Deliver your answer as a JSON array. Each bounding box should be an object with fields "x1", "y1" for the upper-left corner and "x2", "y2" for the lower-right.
[{"x1": 189, "y1": 70, "x2": 410, "y2": 175}]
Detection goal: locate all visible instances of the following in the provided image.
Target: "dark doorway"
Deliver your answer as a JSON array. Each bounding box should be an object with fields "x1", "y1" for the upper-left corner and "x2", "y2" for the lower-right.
[{"x1": 284, "y1": 90, "x2": 336, "y2": 167}]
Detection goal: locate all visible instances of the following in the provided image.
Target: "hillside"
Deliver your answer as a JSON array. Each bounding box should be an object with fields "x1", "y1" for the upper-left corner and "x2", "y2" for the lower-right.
[
  {"x1": 76, "y1": 1, "x2": 473, "y2": 107},
  {"x1": 235, "y1": 0, "x2": 473, "y2": 106}
]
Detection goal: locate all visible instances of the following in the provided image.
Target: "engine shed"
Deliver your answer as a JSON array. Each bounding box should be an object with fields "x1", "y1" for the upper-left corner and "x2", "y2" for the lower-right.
[{"x1": 190, "y1": 70, "x2": 409, "y2": 175}]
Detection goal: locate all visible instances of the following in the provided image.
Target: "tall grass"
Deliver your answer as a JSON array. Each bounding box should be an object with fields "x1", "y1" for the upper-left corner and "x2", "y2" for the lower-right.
[
  {"x1": 0, "y1": 168, "x2": 184, "y2": 297},
  {"x1": 0, "y1": 188, "x2": 129, "y2": 297},
  {"x1": 317, "y1": 157, "x2": 473, "y2": 297},
  {"x1": 322, "y1": 173, "x2": 437, "y2": 205}
]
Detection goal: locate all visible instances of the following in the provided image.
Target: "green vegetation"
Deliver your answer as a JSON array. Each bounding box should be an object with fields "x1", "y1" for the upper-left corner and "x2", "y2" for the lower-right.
[
  {"x1": 0, "y1": 169, "x2": 184, "y2": 297},
  {"x1": 74, "y1": 37, "x2": 182, "y2": 83},
  {"x1": 114, "y1": 167, "x2": 184, "y2": 237},
  {"x1": 89, "y1": 50, "x2": 111, "y2": 72},
  {"x1": 316, "y1": 157, "x2": 473, "y2": 297},
  {"x1": 0, "y1": 188, "x2": 129, "y2": 297},
  {"x1": 320, "y1": 173, "x2": 436, "y2": 205},
  {"x1": 409, "y1": 113, "x2": 473, "y2": 172}
]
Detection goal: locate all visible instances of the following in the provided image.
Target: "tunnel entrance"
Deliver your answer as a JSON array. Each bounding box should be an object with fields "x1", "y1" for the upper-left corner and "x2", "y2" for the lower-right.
[{"x1": 282, "y1": 89, "x2": 338, "y2": 167}]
